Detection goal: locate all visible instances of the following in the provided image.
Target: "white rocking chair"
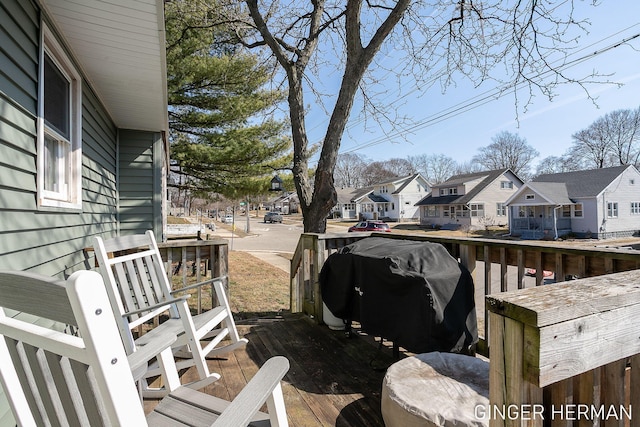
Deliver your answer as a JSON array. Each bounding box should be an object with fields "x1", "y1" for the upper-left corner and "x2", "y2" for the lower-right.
[
  {"x1": 0, "y1": 269, "x2": 289, "y2": 426},
  {"x1": 92, "y1": 231, "x2": 248, "y2": 397}
]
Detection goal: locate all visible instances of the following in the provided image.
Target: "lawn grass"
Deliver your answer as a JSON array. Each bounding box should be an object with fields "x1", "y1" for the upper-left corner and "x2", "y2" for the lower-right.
[{"x1": 228, "y1": 251, "x2": 290, "y2": 321}]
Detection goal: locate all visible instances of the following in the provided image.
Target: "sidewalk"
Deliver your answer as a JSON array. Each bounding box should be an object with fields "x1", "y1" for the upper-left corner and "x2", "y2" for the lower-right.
[{"x1": 242, "y1": 251, "x2": 291, "y2": 274}]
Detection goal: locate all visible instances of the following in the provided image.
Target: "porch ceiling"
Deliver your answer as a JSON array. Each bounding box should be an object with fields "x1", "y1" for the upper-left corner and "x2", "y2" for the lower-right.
[{"x1": 41, "y1": 0, "x2": 168, "y2": 133}]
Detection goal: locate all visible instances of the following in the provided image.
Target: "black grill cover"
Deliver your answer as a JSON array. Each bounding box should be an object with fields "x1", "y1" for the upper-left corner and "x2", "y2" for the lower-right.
[{"x1": 319, "y1": 237, "x2": 478, "y2": 353}]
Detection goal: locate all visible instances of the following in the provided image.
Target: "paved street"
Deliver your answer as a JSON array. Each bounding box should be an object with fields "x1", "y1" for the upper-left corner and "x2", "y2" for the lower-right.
[{"x1": 202, "y1": 214, "x2": 350, "y2": 273}]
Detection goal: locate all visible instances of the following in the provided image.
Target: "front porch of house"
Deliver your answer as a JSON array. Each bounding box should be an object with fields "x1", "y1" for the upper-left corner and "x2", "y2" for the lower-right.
[
  {"x1": 509, "y1": 205, "x2": 573, "y2": 239},
  {"x1": 86, "y1": 234, "x2": 640, "y2": 426},
  {"x1": 124, "y1": 232, "x2": 640, "y2": 426}
]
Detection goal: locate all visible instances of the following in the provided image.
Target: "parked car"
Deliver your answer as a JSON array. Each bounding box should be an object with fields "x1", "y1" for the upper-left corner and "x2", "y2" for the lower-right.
[
  {"x1": 525, "y1": 268, "x2": 553, "y2": 278},
  {"x1": 264, "y1": 212, "x2": 283, "y2": 223},
  {"x1": 348, "y1": 220, "x2": 390, "y2": 232},
  {"x1": 222, "y1": 214, "x2": 234, "y2": 224}
]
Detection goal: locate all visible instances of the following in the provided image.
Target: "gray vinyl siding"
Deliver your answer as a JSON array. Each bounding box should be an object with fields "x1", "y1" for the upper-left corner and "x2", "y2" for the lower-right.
[
  {"x1": 0, "y1": 2, "x2": 165, "y2": 424},
  {"x1": 0, "y1": 0, "x2": 120, "y2": 277},
  {"x1": 568, "y1": 198, "x2": 598, "y2": 236},
  {"x1": 118, "y1": 129, "x2": 164, "y2": 237}
]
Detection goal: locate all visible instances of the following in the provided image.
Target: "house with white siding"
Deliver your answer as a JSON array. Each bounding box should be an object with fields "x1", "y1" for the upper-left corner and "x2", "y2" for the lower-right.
[
  {"x1": 415, "y1": 169, "x2": 523, "y2": 230},
  {"x1": 505, "y1": 165, "x2": 640, "y2": 239},
  {"x1": 330, "y1": 187, "x2": 359, "y2": 219},
  {"x1": 334, "y1": 174, "x2": 430, "y2": 221}
]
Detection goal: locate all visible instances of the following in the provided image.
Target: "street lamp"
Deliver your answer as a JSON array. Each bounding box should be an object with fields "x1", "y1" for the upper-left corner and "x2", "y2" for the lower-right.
[
  {"x1": 269, "y1": 175, "x2": 283, "y2": 192},
  {"x1": 269, "y1": 174, "x2": 286, "y2": 214}
]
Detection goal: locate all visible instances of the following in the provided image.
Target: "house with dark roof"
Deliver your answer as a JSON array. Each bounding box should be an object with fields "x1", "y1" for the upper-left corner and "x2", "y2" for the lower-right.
[
  {"x1": 331, "y1": 174, "x2": 430, "y2": 221},
  {"x1": 415, "y1": 169, "x2": 523, "y2": 230},
  {"x1": 505, "y1": 165, "x2": 640, "y2": 239}
]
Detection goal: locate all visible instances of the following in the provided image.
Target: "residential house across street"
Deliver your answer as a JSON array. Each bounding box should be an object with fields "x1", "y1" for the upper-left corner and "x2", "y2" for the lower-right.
[
  {"x1": 415, "y1": 169, "x2": 523, "y2": 230},
  {"x1": 505, "y1": 165, "x2": 640, "y2": 239},
  {"x1": 331, "y1": 174, "x2": 430, "y2": 221}
]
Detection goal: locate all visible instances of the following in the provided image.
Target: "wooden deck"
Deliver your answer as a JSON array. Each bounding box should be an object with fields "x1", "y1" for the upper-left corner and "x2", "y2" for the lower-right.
[{"x1": 144, "y1": 313, "x2": 398, "y2": 426}]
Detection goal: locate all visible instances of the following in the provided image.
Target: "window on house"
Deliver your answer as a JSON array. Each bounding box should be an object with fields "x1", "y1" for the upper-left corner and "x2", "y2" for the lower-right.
[
  {"x1": 449, "y1": 188, "x2": 458, "y2": 195},
  {"x1": 469, "y1": 204, "x2": 484, "y2": 217},
  {"x1": 496, "y1": 203, "x2": 506, "y2": 216},
  {"x1": 426, "y1": 206, "x2": 438, "y2": 217},
  {"x1": 525, "y1": 194, "x2": 535, "y2": 200},
  {"x1": 573, "y1": 203, "x2": 583, "y2": 217},
  {"x1": 500, "y1": 181, "x2": 513, "y2": 189},
  {"x1": 518, "y1": 207, "x2": 526, "y2": 217},
  {"x1": 38, "y1": 24, "x2": 82, "y2": 209},
  {"x1": 631, "y1": 202, "x2": 640, "y2": 215},
  {"x1": 439, "y1": 188, "x2": 446, "y2": 196},
  {"x1": 630, "y1": 179, "x2": 635, "y2": 185},
  {"x1": 607, "y1": 202, "x2": 618, "y2": 218},
  {"x1": 562, "y1": 205, "x2": 571, "y2": 218},
  {"x1": 443, "y1": 206, "x2": 450, "y2": 217}
]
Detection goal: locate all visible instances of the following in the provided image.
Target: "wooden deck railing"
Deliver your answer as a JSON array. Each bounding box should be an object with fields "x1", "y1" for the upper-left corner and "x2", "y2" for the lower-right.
[
  {"x1": 290, "y1": 232, "x2": 640, "y2": 352},
  {"x1": 157, "y1": 239, "x2": 229, "y2": 314},
  {"x1": 86, "y1": 238, "x2": 229, "y2": 314},
  {"x1": 486, "y1": 269, "x2": 640, "y2": 427}
]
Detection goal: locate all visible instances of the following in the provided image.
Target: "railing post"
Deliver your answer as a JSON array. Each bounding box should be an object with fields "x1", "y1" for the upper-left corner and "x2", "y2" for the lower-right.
[
  {"x1": 488, "y1": 311, "x2": 543, "y2": 427},
  {"x1": 517, "y1": 249, "x2": 525, "y2": 289},
  {"x1": 500, "y1": 247, "x2": 508, "y2": 292},
  {"x1": 487, "y1": 270, "x2": 640, "y2": 427},
  {"x1": 314, "y1": 236, "x2": 325, "y2": 324}
]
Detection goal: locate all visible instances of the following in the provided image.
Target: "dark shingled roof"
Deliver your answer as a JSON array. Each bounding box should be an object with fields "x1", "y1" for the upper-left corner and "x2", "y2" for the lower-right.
[
  {"x1": 532, "y1": 165, "x2": 630, "y2": 198},
  {"x1": 392, "y1": 173, "x2": 422, "y2": 194},
  {"x1": 416, "y1": 169, "x2": 514, "y2": 206}
]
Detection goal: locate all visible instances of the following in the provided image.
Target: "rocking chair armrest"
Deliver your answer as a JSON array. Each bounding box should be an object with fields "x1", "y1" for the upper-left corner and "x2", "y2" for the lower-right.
[
  {"x1": 211, "y1": 356, "x2": 290, "y2": 427},
  {"x1": 128, "y1": 335, "x2": 178, "y2": 378},
  {"x1": 169, "y1": 275, "x2": 227, "y2": 295},
  {"x1": 122, "y1": 295, "x2": 191, "y2": 317}
]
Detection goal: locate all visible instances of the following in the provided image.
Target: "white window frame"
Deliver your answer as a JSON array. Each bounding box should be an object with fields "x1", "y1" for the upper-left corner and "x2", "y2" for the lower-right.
[
  {"x1": 607, "y1": 202, "x2": 618, "y2": 218},
  {"x1": 573, "y1": 203, "x2": 583, "y2": 218},
  {"x1": 500, "y1": 181, "x2": 513, "y2": 189},
  {"x1": 525, "y1": 194, "x2": 535, "y2": 200},
  {"x1": 496, "y1": 203, "x2": 506, "y2": 217},
  {"x1": 37, "y1": 23, "x2": 82, "y2": 210},
  {"x1": 426, "y1": 206, "x2": 438, "y2": 217},
  {"x1": 631, "y1": 202, "x2": 640, "y2": 215},
  {"x1": 469, "y1": 203, "x2": 484, "y2": 217}
]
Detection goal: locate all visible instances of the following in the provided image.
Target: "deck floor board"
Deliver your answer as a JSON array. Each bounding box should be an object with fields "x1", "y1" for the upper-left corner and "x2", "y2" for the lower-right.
[{"x1": 144, "y1": 313, "x2": 398, "y2": 426}]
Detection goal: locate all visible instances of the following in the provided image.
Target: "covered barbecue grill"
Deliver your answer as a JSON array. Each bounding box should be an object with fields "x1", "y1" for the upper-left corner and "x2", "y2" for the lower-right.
[{"x1": 319, "y1": 237, "x2": 478, "y2": 354}]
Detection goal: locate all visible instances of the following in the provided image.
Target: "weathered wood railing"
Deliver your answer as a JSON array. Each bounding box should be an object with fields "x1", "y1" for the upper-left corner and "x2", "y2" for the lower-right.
[
  {"x1": 157, "y1": 238, "x2": 229, "y2": 313},
  {"x1": 486, "y1": 270, "x2": 640, "y2": 427},
  {"x1": 86, "y1": 238, "x2": 229, "y2": 314},
  {"x1": 290, "y1": 232, "x2": 640, "y2": 352}
]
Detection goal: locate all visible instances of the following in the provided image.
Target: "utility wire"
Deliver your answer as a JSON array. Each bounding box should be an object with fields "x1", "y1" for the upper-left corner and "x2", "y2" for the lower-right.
[{"x1": 307, "y1": 26, "x2": 640, "y2": 165}]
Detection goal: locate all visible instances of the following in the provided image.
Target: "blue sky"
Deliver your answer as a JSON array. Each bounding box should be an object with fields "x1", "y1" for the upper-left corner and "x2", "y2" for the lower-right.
[{"x1": 303, "y1": 1, "x2": 640, "y2": 170}]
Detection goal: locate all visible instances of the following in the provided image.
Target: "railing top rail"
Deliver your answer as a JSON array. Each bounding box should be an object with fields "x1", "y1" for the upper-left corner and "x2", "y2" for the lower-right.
[
  {"x1": 486, "y1": 269, "x2": 640, "y2": 327},
  {"x1": 302, "y1": 232, "x2": 640, "y2": 258},
  {"x1": 157, "y1": 239, "x2": 228, "y2": 249}
]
